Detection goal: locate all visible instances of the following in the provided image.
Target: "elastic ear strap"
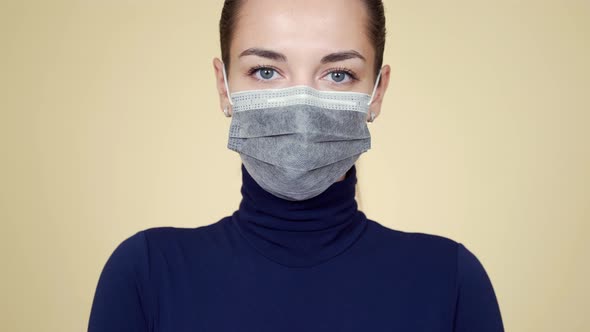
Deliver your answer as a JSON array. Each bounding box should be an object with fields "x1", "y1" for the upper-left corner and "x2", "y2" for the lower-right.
[
  {"x1": 367, "y1": 68, "x2": 383, "y2": 106},
  {"x1": 222, "y1": 62, "x2": 233, "y2": 106}
]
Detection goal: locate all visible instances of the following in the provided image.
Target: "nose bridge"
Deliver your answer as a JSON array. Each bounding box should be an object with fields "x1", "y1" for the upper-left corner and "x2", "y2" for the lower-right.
[{"x1": 290, "y1": 68, "x2": 318, "y2": 89}]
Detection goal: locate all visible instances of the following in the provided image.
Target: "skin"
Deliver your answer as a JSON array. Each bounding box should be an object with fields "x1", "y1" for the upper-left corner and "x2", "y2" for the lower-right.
[{"x1": 213, "y1": 0, "x2": 391, "y2": 182}]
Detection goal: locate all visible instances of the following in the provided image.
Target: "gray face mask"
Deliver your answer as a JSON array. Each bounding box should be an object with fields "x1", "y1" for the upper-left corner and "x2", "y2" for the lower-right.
[{"x1": 222, "y1": 63, "x2": 382, "y2": 201}]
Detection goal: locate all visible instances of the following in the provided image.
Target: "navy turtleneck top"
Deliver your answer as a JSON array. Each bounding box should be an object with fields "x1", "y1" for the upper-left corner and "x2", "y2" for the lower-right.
[{"x1": 88, "y1": 163, "x2": 504, "y2": 331}]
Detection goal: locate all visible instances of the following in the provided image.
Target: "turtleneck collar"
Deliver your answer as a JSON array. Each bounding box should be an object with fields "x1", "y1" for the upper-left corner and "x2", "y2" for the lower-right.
[{"x1": 230, "y1": 163, "x2": 368, "y2": 268}]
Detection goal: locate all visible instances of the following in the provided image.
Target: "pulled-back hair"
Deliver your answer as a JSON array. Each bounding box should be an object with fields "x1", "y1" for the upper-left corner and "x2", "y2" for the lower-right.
[{"x1": 219, "y1": 0, "x2": 386, "y2": 79}]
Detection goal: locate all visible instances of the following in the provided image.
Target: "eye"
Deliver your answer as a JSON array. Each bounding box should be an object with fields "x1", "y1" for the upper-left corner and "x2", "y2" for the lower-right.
[
  {"x1": 330, "y1": 71, "x2": 347, "y2": 83},
  {"x1": 324, "y1": 68, "x2": 358, "y2": 84},
  {"x1": 248, "y1": 65, "x2": 280, "y2": 81}
]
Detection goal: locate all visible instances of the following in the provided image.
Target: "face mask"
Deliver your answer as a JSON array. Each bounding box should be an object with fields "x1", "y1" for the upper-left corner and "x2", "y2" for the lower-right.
[{"x1": 222, "y1": 63, "x2": 382, "y2": 201}]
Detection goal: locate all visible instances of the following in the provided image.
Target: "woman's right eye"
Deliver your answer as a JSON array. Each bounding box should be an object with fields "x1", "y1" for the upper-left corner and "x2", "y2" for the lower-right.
[{"x1": 249, "y1": 66, "x2": 279, "y2": 81}]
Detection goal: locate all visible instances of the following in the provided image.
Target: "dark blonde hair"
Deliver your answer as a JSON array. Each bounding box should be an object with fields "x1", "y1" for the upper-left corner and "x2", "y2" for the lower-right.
[{"x1": 219, "y1": 0, "x2": 386, "y2": 80}]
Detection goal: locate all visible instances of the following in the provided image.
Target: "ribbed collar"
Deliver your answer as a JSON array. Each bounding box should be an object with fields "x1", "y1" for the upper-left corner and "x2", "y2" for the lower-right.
[{"x1": 230, "y1": 163, "x2": 368, "y2": 268}]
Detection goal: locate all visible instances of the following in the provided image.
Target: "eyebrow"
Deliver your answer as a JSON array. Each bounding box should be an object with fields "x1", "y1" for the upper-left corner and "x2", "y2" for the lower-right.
[
  {"x1": 238, "y1": 48, "x2": 366, "y2": 63},
  {"x1": 239, "y1": 48, "x2": 287, "y2": 62},
  {"x1": 320, "y1": 50, "x2": 366, "y2": 64}
]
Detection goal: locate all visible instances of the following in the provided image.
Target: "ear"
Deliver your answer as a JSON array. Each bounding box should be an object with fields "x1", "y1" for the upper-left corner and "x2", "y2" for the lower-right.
[
  {"x1": 367, "y1": 64, "x2": 391, "y2": 122},
  {"x1": 212, "y1": 57, "x2": 232, "y2": 116}
]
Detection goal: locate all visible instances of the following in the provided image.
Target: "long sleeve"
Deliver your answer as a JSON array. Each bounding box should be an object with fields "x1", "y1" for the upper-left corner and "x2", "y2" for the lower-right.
[
  {"x1": 88, "y1": 231, "x2": 152, "y2": 332},
  {"x1": 453, "y1": 242, "x2": 505, "y2": 332}
]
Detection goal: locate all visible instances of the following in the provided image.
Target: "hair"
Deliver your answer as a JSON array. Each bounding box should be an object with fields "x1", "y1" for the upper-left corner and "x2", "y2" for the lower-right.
[{"x1": 219, "y1": 0, "x2": 386, "y2": 80}]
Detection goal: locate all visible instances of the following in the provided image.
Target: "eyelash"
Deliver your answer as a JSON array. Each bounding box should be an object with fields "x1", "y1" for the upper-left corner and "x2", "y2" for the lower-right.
[
  {"x1": 329, "y1": 66, "x2": 359, "y2": 82},
  {"x1": 246, "y1": 64, "x2": 280, "y2": 82},
  {"x1": 246, "y1": 64, "x2": 359, "y2": 83}
]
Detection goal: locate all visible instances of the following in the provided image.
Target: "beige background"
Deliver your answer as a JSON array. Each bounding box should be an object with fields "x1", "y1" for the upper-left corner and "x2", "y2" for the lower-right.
[{"x1": 1, "y1": 1, "x2": 588, "y2": 331}]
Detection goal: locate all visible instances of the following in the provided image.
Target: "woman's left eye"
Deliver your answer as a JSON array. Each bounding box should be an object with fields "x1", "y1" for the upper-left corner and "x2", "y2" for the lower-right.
[{"x1": 325, "y1": 70, "x2": 355, "y2": 84}]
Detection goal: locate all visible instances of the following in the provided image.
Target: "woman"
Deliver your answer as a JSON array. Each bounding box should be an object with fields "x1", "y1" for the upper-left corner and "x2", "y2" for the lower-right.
[{"x1": 88, "y1": 0, "x2": 504, "y2": 331}]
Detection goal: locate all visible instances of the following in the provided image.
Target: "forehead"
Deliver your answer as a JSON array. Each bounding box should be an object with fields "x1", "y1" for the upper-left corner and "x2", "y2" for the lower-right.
[{"x1": 231, "y1": 0, "x2": 373, "y2": 62}]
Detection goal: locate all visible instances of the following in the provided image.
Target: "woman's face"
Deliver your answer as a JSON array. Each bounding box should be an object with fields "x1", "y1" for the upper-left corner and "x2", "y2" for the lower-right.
[{"x1": 213, "y1": 0, "x2": 391, "y2": 121}]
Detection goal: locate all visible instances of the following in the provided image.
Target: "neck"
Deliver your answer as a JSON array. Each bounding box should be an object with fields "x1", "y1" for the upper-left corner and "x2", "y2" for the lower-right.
[{"x1": 229, "y1": 163, "x2": 368, "y2": 268}]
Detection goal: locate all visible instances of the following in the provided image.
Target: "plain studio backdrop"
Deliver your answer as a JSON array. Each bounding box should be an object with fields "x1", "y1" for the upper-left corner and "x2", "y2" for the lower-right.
[{"x1": 1, "y1": 1, "x2": 588, "y2": 331}]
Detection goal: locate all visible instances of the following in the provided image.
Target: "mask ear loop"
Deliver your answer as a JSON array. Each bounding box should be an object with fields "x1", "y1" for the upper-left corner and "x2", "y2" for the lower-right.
[
  {"x1": 221, "y1": 62, "x2": 234, "y2": 106},
  {"x1": 366, "y1": 68, "x2": 382, "y2": 122},
  {"x1": 367, "y1": 68, "x2": 383, "y2": 106}
]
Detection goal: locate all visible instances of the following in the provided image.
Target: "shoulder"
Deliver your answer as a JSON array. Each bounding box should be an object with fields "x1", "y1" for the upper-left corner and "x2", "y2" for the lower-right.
[
  {"x1": 102, "y1": 218, "x2": 228, "y2": 266},
  {"x1": 365, "y1": 219, "x2": 460, "y2": 262},
  {"x1": 139, "y1": 217, "x2": 228, "y2": 245},
  {"x1": 452, "y1": 242, "x2": 504, "y2": 330},
  {"x1": 129, "y1": 218, "x2": 234, "y2": 264},
  {"x1": 367, "y1": 218, "x2": 492, "y2": 254},
  {"x1": 455, "y1": 241, "x2": 493, "y2": 287},
  {"x1": 366, "y1": 219, "x2": 504, "y2": 330},
  {"x1": 365, "y1": 220, "x2": 504, "y2": 330},
  {"x1": 365, "y1": 219, "x2": 498, "y2": 285}
]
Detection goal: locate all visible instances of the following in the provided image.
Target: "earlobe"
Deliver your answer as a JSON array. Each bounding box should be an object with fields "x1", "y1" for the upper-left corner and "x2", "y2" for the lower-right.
[
  {"x1": 223, "y1": 104, "x2": 233, "y2": 117},
  {"x1": 367, "y1": 102, "x2": 381, "y2": 122}
]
